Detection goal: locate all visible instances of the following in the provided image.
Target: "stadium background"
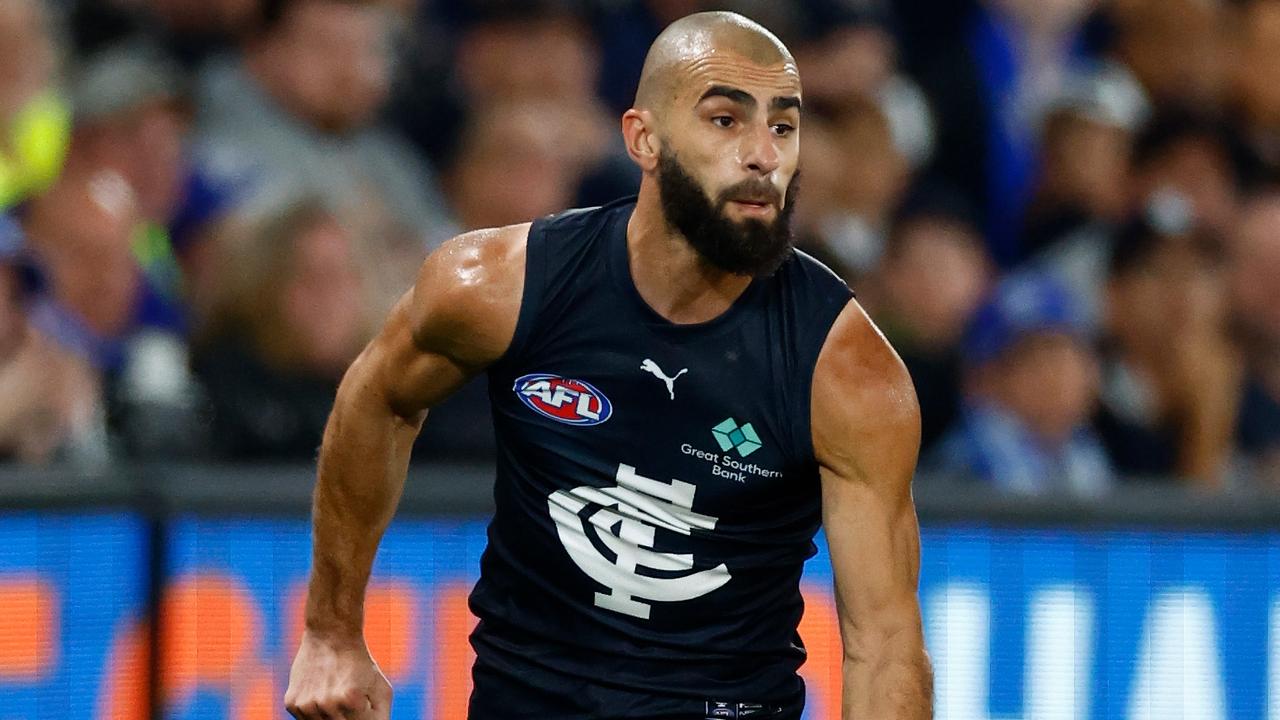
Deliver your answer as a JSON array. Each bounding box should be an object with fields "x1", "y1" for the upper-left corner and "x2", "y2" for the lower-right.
[{"x1": 2, "y1": 0, "x2": 1279, "y2": 718}]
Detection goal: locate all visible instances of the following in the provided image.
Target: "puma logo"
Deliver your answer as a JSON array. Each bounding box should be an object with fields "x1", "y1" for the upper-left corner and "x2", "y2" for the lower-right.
[{"x1": 641, "y1": 359, "x2": 688, "y2": 400}]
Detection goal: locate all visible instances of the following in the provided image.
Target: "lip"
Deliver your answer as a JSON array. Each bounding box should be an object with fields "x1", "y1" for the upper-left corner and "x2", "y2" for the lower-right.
[{"x1": 730, "y1": 199, "x2": 777, "y2": 214}]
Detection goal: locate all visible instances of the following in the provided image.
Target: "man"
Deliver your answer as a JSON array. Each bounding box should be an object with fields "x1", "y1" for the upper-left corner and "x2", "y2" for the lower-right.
[
  {"x1": 194, "y1": 0, "x2": 453, "y2": 260},
  {"x1": 929, "y1": 272, "x2": 1111, "y2": 494},
  {"x1": 285, "y1": 11, "x2": 931, "y2": 720}
]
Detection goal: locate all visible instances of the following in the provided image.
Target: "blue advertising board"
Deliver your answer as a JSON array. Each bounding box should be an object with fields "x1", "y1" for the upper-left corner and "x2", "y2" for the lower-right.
[
  {"x1": 156, "y1": 517, "x2": 1278, "y2": 720},
  {"x1": 0, "y1": 511, "x2": 1271, "y2": 719},
  {"x1": 0, "y1": 512, "x2": 150, "y2": 719}
]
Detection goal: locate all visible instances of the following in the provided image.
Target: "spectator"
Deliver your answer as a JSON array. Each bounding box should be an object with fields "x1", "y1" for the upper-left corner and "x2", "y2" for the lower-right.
[
  {"x1": 929, "y1": 272, "x2": 1111, "y2": 494},
  {"x1": 194, "y1": 0, "x2": 453, "y2": 259},
  {"x1": 443, "y1": 100, "x2": 587, "y2": 231},
  {"x1": 1023, "y1": 65, "x2": 1146, "y2": 257},
  {"x1": 1025, "y1": 65, "x2": 1148, "y2": 327},
  {"x1": 790, "y1": 3, "x2": 935, "y2": 170},
  {"x1": 68, "y1": 42, "x2": 188, "y2": 229},
  {"x1": 0, "y1": 215, "x2": 104, "y2": 465},
  {"x1": 192, "y1": 198, "x2": 375, "y2": 460},
  {"x1": 1229, "y1": 191, "x2": 1280, "y2": 486},
  {"x1": 864, "y1": 191, "x2": 994, "y2": 452},
  {"x1": 448, "y1": 2, "x2": 634, "y2": 207},
  {"x1": 795, "y1": 96, "x2": 911, "y2": 280},
  {"x1": 0, "y1": 0, "x2": 70, "y2": 209},
  {"x1": 1096, "y1": 197, "x2": 1244, "y2": 486},
  {"x1": 1128, "y1": 108, "x2": 1241, "y2": 237},
  {"x1": 919, "y1": 0, "x2": 1098, "y2": 267},
  {"x1": 22, "y1": 169, "x2": 146, "y2": 367}
]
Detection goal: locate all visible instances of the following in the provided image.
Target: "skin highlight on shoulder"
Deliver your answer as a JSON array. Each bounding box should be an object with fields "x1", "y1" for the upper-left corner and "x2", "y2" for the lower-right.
[{"x1": 408, "y1": 222, "x2": 529, "y2": 369}]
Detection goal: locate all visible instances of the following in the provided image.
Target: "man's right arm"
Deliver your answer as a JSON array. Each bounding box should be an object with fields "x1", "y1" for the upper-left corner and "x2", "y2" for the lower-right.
[{"x1": 285, "y1": 224, "x2": 528, "y2": 720}]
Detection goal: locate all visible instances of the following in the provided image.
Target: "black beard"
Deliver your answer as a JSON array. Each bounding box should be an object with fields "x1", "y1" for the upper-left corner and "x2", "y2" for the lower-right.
[{"x1": 656, "y1": 149, "x2": 799, "y2": 277}]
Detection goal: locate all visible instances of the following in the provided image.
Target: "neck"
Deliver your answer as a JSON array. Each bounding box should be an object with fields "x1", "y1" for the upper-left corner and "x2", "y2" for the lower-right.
[{"x1": 625, "y1": 181, "x2": 753, "y2": 325}]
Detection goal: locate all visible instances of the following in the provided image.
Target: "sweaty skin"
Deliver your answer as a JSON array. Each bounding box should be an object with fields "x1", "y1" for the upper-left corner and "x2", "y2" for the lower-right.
[{"x1": 285, "y1": 11, "x2": 930, "y2": 720}]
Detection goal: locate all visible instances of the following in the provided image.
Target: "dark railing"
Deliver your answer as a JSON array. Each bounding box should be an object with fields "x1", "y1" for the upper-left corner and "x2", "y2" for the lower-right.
[{"x1": 4, "y1": 462, "x2": 1279, "y2": 527}]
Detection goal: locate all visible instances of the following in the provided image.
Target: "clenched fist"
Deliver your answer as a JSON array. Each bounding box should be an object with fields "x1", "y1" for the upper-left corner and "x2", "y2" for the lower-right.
[{"x1": 285, "y1": 631, "x2": 392, "y2": 720}]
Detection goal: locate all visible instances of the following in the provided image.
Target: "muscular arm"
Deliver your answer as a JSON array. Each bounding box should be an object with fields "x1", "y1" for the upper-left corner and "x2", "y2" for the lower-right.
[
  {"x1": 305, "y1": 224, "x2": 527, "y2": 639},
  {"x1": 811, "y1": 301, "x2": 932, "y2": 720},
  {"x1": 286, "y1": 225, "x2": 526, "y2": 720}
]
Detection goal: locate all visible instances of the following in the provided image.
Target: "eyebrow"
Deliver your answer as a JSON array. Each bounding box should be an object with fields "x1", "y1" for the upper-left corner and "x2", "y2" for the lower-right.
[
  {"x1": 697, "y1": 85, "x2": 802, "y2": 113},
  {"x1": 698, "y1": 85, "x2": 755, "y2": 108},
  {"x1": 771, "y1": 95, "x2": 802, "y2": 112}
]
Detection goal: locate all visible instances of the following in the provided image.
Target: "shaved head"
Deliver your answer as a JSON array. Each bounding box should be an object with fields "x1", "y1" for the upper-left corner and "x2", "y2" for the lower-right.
[
  {"x1": 634, "y1": 11, "x2": 796, "y2": 113},
  {"x1": 621, "y1": 11, "x2": 802, "y2": 277}
]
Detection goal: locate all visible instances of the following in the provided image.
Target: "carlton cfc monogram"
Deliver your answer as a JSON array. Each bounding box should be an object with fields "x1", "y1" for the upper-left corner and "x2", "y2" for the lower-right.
[{"x1": 548, "y1": 462, "x2": 731, "y2": 620}]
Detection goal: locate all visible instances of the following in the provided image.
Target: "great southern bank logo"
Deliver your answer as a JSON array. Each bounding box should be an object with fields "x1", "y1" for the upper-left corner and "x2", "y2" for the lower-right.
[
  {"x1": 712, "y1": 417, "x2": 762, "y2": 457},
  {"x1": 514, "y1": 373, "x2": 612, "y2": 426}
]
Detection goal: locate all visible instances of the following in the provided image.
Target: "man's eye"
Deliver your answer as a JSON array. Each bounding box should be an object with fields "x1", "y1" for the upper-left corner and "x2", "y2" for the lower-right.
[
  {"x1": 712, "y1": 116, "x2": 735, "y2": 129},
  {"x1": 772, "y1": 123, "x2": 795, "y2": 137}
]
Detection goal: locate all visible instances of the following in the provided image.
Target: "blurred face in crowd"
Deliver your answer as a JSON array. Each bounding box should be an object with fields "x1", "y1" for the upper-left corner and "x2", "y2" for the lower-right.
[
  {"x1": 1231, "y1": 195, "x2": 1280, "y2": 353},
  {"x1": 1118, "y1": 0, "x2": 1229, "y2": 106},
  {"x1": 457, "y1": 16, "x2": 599, "y2": 102},
  {"x1": 1107, "y1": 234, "x2": 1228, "y2": 356},
  {"x1": 81, "y1": 100, "x2": 189, "y2": 223},
  {"x1": 0, "y1": 0, "x2": 56, "y2": 117},
  {"x1": 829, "y1": 100, "x2": 909, "y2": 218},
  {"x1": 976, "y1": 332, "x2": 1100, "y2": 444},
  {"x1": 628, "y1": 22, "x2": 803, "y2": 276},
  {"x1": 280, "y1": 217, "x2": 365, "y2": 375},
  {"x1": 1132, "y1": 137, "x2": 1238, "y2": 234},
  {"x1": 25, "y1": 179, "x2": 142, "y2": 338},
  {"x1": 1234, "y1": 0, "x2": 1280, "y2": 128},
  {"x1": 880, "y1": 218, "x2": 992, "y2": 351},
  {"x1": 448, "y1": 102, "x2": 577, "y2": 230},
  {"x1": 1041, "y1": 111, "x2": 1132, "y2": 220},
  {"x1": 251, "y1": 0, "x2": 391, "y2": 134}
]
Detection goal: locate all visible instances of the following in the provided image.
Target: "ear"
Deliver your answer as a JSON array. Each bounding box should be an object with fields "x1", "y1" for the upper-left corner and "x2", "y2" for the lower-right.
[{"x1": 622, "y1": 109, "x2": 661, "y2": 173}]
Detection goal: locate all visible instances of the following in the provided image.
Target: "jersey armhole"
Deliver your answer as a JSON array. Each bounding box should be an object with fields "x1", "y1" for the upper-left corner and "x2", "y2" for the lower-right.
[{"x1": 492, "y1": 219, "x2": 547, "y2": 368}]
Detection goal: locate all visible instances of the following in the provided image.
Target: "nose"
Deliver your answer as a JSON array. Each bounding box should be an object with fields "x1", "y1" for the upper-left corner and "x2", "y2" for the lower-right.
[{"x1": 741, "y1": 124, "x2": 781, "y2": 176}]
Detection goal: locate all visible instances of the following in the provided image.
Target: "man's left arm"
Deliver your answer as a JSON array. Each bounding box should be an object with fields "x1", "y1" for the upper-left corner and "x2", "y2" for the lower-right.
[{"x1": 811, "y1": 301, "x2": 932, "y2": 719}]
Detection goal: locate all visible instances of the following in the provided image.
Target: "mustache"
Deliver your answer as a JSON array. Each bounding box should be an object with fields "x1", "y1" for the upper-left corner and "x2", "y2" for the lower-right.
[{"x1": 717, "y1": 180, "x2": 783, "y2": 207}]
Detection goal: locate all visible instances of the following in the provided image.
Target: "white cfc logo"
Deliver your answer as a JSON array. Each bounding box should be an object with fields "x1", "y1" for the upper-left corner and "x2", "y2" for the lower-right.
[{"x1": 548, "y1": 463, "x2": 731, "y2": 619}]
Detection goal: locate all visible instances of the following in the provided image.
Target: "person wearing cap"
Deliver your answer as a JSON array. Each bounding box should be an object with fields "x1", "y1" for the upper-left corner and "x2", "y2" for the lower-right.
[{"x1": 928, "y1": 272, "x2": 1112, "y2": 494}]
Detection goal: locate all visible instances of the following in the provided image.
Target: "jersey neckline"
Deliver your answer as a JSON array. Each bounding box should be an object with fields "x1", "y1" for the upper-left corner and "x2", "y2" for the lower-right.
[{"x1": 605, "y1": 197, "x2": 766, "y2": 336}]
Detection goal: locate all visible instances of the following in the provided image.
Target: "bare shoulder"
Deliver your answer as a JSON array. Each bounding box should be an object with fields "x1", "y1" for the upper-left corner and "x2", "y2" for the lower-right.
[
  {"x1": 810, "y1": 299, "x2": 921, "y2": 483},
  {"x1": 409, "y1": 222, "x2": 530, "y2": 369}
]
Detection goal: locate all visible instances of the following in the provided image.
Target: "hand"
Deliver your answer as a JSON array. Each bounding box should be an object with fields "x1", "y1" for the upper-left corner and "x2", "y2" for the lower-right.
[
  {"x1": 284, "y1": 631, "x2": 392, "y2": 720},
  {"x1": 1165, "y1": 332, "x2": 1244, "y2": 485}
]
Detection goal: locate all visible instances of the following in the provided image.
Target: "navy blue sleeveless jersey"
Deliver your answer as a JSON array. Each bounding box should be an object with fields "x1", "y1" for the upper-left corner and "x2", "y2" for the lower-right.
[{"x1": 468, "y1": 197, "x2": 853, "y2": 720}]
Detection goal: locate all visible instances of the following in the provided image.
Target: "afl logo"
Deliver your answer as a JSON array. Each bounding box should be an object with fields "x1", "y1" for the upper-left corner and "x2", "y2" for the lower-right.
[{"x1": 514, "y1": 373, "x2": 613, "y2": 426}]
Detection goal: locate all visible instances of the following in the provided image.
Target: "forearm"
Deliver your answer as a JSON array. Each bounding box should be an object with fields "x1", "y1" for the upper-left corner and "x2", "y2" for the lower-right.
[
  {"x1": 841, "y1": 627, "x2": 932, "y2": 720},
  {"x1": 304, "y1": 361, "x2": 424, "y2": 640}
]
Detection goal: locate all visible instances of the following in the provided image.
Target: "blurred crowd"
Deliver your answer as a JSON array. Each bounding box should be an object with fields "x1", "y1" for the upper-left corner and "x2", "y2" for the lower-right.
[{"x1": 0, "y1": 0, "x2": 1277, "y2": 493}]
